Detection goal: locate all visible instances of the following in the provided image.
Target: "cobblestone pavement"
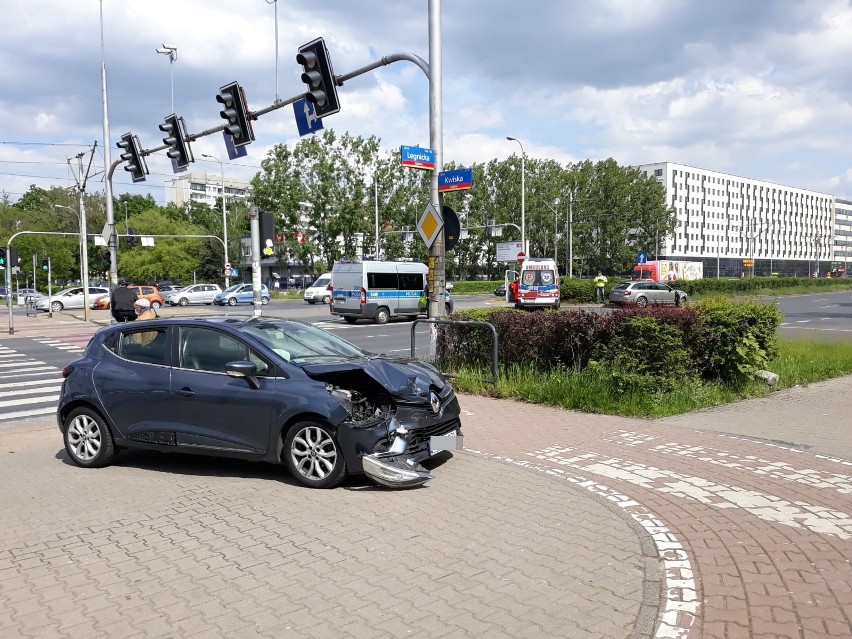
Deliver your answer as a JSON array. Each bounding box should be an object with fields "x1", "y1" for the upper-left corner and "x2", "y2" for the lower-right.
[{"x1": 2, "y1": 312, "x2": 851, "y2": 637}]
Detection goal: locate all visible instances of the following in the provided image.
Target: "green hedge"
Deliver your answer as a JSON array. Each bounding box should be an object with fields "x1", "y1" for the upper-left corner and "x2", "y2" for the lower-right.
[{"x1": 441, "y1": 298, "x2": 783, "y2": 386}]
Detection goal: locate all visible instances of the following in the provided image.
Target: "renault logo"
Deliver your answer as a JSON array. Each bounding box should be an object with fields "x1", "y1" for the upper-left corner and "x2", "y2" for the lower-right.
[{"x1": 430, "y1": 391, "x2": 441, "y2": 414}]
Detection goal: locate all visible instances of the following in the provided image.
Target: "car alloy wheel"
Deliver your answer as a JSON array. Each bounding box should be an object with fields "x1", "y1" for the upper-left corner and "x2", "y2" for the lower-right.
[
  {"x1": 178, "y1": 297, "x2": 189, "y2": 307},
  {"x1": 284, "y1": 421, "x2": 346, "y2": 488},
  {"x1": 63, "y1": 407, "x2": 116, "y2": 468},
  {"x1": 321, "y1": 295, "x2": 330, "y2": 304},
  {"x1": 151, "y1": 301, "x2": 161, "y2": 309},
  {"x1": 228, "y1": 297, "x2": 237, "y2": 306},
  {"x1": 261, "y1": 296, "x2": 270, "y2": 305},
  {"x1": 636, "y1": 296, "x2": 648, "y2": 308}
]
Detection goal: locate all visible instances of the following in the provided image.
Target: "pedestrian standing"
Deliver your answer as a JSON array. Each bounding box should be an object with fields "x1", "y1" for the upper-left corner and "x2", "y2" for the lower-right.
[
  {"x1": 111, "y1": 280, "x2": 138, "y2": 323},
  {"x1": 594, "y1": 271, "x2": 608, "y2": 303}
]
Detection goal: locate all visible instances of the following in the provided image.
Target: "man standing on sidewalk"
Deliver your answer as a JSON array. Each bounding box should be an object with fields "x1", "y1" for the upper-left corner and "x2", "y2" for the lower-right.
[{"x1": 594, "y1": 271, "x2": 608, "y2": 303}]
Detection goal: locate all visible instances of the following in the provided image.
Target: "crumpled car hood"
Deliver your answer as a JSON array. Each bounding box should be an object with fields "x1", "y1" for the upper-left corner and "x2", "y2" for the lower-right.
[{"x1": 301, "y1": 357, "x2": 446, "y2": 400}]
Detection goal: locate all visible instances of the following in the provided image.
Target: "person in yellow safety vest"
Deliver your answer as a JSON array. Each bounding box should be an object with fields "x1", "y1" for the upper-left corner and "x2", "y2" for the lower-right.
[{"x1": 594, "y1": 271, "x2": 608, "y2": 303}]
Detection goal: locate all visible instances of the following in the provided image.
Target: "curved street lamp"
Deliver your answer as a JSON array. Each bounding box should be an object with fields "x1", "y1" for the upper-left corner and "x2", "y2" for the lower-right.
[{"x1": 506, "y1": 136, "x2": 525, "y2": 254}]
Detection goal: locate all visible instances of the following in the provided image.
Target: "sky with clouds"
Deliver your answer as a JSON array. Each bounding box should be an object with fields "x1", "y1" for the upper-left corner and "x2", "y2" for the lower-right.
[{"x1": 2, "y1": 0, "x2": 851, "y2": 206}]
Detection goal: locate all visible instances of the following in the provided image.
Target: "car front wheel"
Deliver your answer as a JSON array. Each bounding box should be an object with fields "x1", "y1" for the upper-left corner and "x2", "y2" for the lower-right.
[
  {"x1": 261, "y1": 296, "x2": 270, "y2": 305},
  {"x1": 151, "y1": 301, "x2": 161, "y2": 309},
  {"x1": 178, "y1": 297, "x2": 189, "y2": 307},
  {"x1": 283, "y1": 421, "x2": 346, "y2": 488},
  {"x1": 228, "y1": 297, "x2": 237, "y2": 306},
  {"x1": 343, "y1": 316, "x2": 357, "y2": 324},
  {"x1": 321, "y1": 295, "x2": 330, "y2": 304},
  {"x1": 63, "y1": 407, "x2": 116, "y2": 468},
  {"x1": 51, "y1": 301, "x2": 64, "y2": 312}
]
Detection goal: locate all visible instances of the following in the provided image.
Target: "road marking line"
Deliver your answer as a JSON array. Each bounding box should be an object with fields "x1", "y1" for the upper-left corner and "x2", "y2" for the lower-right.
[
  {"x1": 0, "y1": 394, "x2": 60, "y2": 409},
  {"x1": 0, "y1": 406, "x2": 58, "y2": 421},
  {"x1": 0, "y1": 378, "x2": 64, "y2": 390},
  {"x1": 0, "y1": 360, "x2": 48, "y2": 369}
]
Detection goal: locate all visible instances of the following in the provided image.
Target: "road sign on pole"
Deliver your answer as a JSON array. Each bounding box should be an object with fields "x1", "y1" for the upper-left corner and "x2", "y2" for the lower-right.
[
  {"x1": 438, "y1": 168, "x2": 473, "y2": 192},
  {"x1": 417, "y1": 202, "x2": 444, "y2": 248},
  {"x1": 400, "y1": 145, "x2": 435, "y2": 170},
  {"x1": 294, "y1": 98, "x2": 323, "y2": 137}
]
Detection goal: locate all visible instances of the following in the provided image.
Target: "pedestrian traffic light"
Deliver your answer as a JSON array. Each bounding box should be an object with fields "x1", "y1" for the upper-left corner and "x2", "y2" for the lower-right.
[
  {"x1": 159, "y1": 114, "x2": 193, "y2": 169},
  {"x1": 127, "y1": 227, "x2": 139, "y2": 247},
  {"x1": 216, "y1": 82, "x2": 255, "y2": 148},
  {"x1": 296, "y1": 37, "x2": 340, "y2": 118},
  {"x1": 101, "y1": 250, "x2": 111, "y2": 270},
  {"x1": 0, "y1": 248, "x2": 5, "y2": 268},
  {"x1": 41, "y1": 258, "x2": 49, "y2": 271},
  {"x1": 116, "y1": 133, "x2": 149, "y2": 183}
]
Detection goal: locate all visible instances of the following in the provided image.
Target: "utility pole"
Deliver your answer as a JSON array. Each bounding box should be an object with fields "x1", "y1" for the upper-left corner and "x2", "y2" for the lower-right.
[
  {"x1": 67, "y1": 146, "x2": 96, "y2": 322},
  {"x1": 99, "y1": 0, "x2": 117, "y2": 290},
  {"x1": 426, "y1": 0, "x2": 445, "y2": 333}
]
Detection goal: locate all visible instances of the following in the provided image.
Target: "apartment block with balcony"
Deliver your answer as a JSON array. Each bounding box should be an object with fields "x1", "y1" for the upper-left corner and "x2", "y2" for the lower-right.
[
  {"x1": 164, "y1": 173, "x2": 250, "y2": 208},
  {"x1": 637, "y1": 162, "x2": 836, "y2": 277},
  {"x1": 835, "y1": 199, "x2": 852, "y2": 270}
]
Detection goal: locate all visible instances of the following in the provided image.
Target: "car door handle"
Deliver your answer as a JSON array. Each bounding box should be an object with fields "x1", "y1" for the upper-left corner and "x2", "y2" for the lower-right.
[{"x1": 176, "y1": 387, "x2": 195, "y2": 397}]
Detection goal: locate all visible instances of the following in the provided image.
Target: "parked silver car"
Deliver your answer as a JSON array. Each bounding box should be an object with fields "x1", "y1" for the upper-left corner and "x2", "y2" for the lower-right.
[
  {"x1": 609, "y1": 280, "x2": 687, "y2": 308},
  {"x1": 36, "y1": 286, "x2": 110, "y2": 312},
  {"x1": 164, "y1": 284, "x2": 222, "y2": 306}
]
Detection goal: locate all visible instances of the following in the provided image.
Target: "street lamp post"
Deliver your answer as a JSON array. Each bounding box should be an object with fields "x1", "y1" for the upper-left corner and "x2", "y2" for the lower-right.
[
  {"x1": 567, "y1": 192, "x2": 573, "y2": 279},
  {"x1": 202, "y1": 154, "x2": 229, "y2": 287},
  {"x1": 54, "y1": 204, "x2": 90, "y2": 322},
  {"x1": 155, "y1": 44, "x2": 178, "y2": 113},
  {"x1": 506, "y1": 137, "x2": 525, "y2": 254}
]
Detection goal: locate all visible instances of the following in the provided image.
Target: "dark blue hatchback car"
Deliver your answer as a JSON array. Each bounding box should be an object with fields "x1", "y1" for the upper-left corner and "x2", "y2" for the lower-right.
[{"x1": 58, "y1": 316, "x2": 462, "y2": 488}]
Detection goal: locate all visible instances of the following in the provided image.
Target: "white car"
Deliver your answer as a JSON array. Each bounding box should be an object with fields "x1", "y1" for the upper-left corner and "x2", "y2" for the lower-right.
[
  {"x1": 164, "y1": 284, "x2": 222, "y2": 306},
  {"x1": 303, "y1": 273, "x2": 332, "y2": 304},
  {"x1": 36, "y1": 287, "x2": 110, "y2": 313}
]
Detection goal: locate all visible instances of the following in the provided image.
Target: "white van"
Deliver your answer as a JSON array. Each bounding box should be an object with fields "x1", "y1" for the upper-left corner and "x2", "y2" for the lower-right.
[
  {"x1": 303, "y1": 273, "x2": 332, "y2": 304},
  {"x1": 330, "y1": 260, "x2": 453, "y2": 324}
]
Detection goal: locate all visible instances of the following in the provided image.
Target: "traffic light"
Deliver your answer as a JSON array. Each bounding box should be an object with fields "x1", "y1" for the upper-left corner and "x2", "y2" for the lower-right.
[
  {"x1": 127, "y1": 227, "x2": 139, "y2": 247},
  {"x1": 101, "y1": 250, "x2": 111, "y2": 270},
  {"x1": 0, "y1": 248, "x2": 5, "y2": 268},
  {"x1": 258, "y1": 210, "x2": 275, "y2": 257},
  {"x1": 296, "y1": 37, "x2": 340, "y2": 118},
  {"x1": 159, "y1": 114, "x2": 193, "y2": 169},
  {"x1": 116, "y1": 133, "x2": 148, "y2": 183},
  {"x1": 41, "y1": 259, "x2": 49, "y2": 272},
  {"x1": 216, "y1": 82, "x2": 255, "y2": 148}
]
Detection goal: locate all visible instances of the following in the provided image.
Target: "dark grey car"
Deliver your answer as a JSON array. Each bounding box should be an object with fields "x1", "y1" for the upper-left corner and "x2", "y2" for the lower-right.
[
  {"x1": 57, "y1": 317, "x2": 462, "y2": 489},
  {"x1": 609, "y1": 280, "x2": 687, "y2": 308}
]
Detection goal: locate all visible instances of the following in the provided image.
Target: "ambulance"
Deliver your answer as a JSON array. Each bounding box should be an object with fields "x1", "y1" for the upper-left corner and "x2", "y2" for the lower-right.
[{"x1": 508, "y1": 257, "x2": 561, "y2": 310}]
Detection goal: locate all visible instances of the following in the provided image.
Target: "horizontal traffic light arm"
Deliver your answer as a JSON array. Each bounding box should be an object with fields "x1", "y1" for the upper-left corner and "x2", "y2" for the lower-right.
[{"x1": 107, "y1": 51, "x2": 430, "y2": 178}]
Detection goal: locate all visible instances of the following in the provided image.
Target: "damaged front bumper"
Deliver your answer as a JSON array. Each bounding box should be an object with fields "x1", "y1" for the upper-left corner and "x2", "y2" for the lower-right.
[{"x1": 361, "y1": 422, "x2": 463, "y2": 489}]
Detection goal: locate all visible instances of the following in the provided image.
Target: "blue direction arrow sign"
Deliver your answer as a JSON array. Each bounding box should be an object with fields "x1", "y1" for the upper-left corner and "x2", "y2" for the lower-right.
[
  {"x1": 400, "y1": 145, "x2": 435, "y2": 170},
  {"x1": 636, "y1": 251, "x2": 648, "y2": 264},
  {"x1": 438, "y1": 168, "x2": 473, "y2": 192},
  {"x1": 293, "y1": 98, "x2": 324, "y2": 137}
]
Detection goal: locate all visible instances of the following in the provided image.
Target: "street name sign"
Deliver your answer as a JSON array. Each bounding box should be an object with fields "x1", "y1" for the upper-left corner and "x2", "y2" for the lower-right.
[
  {"x1": 400, "y1": 145, "x2": 435, "y2": 170},
  {"x1": 438, "y1": 168, "x2": 473, "y2": 192}
]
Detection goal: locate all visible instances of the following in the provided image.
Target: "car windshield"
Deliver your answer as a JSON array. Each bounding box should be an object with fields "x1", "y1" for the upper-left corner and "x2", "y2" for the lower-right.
[
  {"x1": 236, "y1": 319, "x2": 368, "y2": 365},
  {"x1": 312, "y1": 277, "x2": 330, "y2": 287},
  {"x1": 222, "y1": 284, "x2": 243, "y2": 293}
]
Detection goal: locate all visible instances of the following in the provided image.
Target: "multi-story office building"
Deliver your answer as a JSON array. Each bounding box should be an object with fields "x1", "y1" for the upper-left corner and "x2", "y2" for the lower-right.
[
  {"x1": 638, "y1": 162, "x2": 836, "y2": 277},
  {"x1": 164, "y1": 173, "x2": 250, "y2": 208},
  {"x1": 835, "y1": 199, "x2": 852, "y2": 270}
]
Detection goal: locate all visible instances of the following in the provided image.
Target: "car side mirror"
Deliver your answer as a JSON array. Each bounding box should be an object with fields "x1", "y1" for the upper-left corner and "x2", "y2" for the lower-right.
[{"x1": 226, "y1": 361, "x2": 260, "y2": 389}]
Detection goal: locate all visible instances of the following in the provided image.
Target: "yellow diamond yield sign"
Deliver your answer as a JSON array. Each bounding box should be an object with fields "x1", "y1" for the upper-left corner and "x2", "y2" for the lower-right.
[{"x1": 417, "y1": 202, "x2": 444, "y2": 248}]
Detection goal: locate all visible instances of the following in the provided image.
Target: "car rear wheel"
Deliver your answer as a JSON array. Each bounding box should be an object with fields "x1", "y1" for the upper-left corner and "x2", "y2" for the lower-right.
[
  {"x1": 321, "y1": 295, "x2": 330, "y2": 304},
  {"x1": 636, "y1": 296, "x2": 648, "y2": 308},
  {"x1": 343, "y1": 316, "x2": 357, "y2": 324},
  {"x1": 51, "y1": 301, "x2": 64, "y2": 312},
  {"x1": 178, "y1": 297, "x2": 189, "y2": 307},
  {"x1": 375, "y1": 307, "x2": 390, "y2": 325},
  {"x1": 151, "y1": 301, "x2": 161, "y2": 309},
  {"x1": 283, "y1": 421, "x2": 346, "y2": 489},
  {"x1": 63, "y1": 407, "x2": 116, "y2": 468},
  {"x1": 227, "y1": 297, "x2": 237, "y2": 306}
]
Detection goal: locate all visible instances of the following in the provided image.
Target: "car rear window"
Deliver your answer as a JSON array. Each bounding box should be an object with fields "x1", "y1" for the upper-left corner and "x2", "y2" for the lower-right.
[{"x1": 612, "y1": 283, "x2": 629, "y2": 291}]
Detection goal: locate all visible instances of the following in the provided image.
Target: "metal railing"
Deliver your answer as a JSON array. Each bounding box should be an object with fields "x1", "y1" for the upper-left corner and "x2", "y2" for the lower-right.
[{"x1": 410, "y1": 318, "x2": 499, "y2": 386}]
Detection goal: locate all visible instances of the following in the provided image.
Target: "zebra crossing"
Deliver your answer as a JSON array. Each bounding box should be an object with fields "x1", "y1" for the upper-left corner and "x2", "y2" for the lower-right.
[{"x1": 0, "y1": 342, "x2": 70, "y2": 424}]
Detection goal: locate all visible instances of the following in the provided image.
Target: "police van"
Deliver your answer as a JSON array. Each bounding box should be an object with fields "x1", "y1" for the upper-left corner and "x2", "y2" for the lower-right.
[{"x1": 330, "y1": 260, "x2": 453, "y2": 324}]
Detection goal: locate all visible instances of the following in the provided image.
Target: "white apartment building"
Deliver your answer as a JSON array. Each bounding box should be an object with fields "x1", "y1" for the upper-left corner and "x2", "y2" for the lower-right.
[
  {"x1": 164, "y1": 172, "x2": 250, "y2": 208},
  {"x1": 638, "y1": 162, "x2": 836, "y2": 277},
  {"x1": 835, "y1": 199, "x2": 852, "y2": 268}
]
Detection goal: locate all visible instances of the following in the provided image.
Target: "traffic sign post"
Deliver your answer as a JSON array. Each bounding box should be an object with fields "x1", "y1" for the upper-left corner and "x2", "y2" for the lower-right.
[{"x1": 517, "y1": 251, "x2": 526, "y2": 264}]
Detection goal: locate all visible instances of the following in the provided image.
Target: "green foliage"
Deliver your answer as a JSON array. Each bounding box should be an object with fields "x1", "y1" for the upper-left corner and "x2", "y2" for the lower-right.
[
  {"x1": 559, "y1": 277, "x2": 599, "y2": 303},
  {"x1": 692, "y1": 298, "x2": 783, "y2": 381}
]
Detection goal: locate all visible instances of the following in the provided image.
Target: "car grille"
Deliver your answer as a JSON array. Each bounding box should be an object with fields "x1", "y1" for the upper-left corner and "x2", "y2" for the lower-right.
[{"x1": 408, "y1": 418, "x2": 461, "y2": 453}]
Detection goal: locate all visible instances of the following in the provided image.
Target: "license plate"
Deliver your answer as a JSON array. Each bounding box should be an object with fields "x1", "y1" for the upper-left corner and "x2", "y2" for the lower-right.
[{"x1": 429, "y1": 432, "x2": 462, "y2": 454}]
